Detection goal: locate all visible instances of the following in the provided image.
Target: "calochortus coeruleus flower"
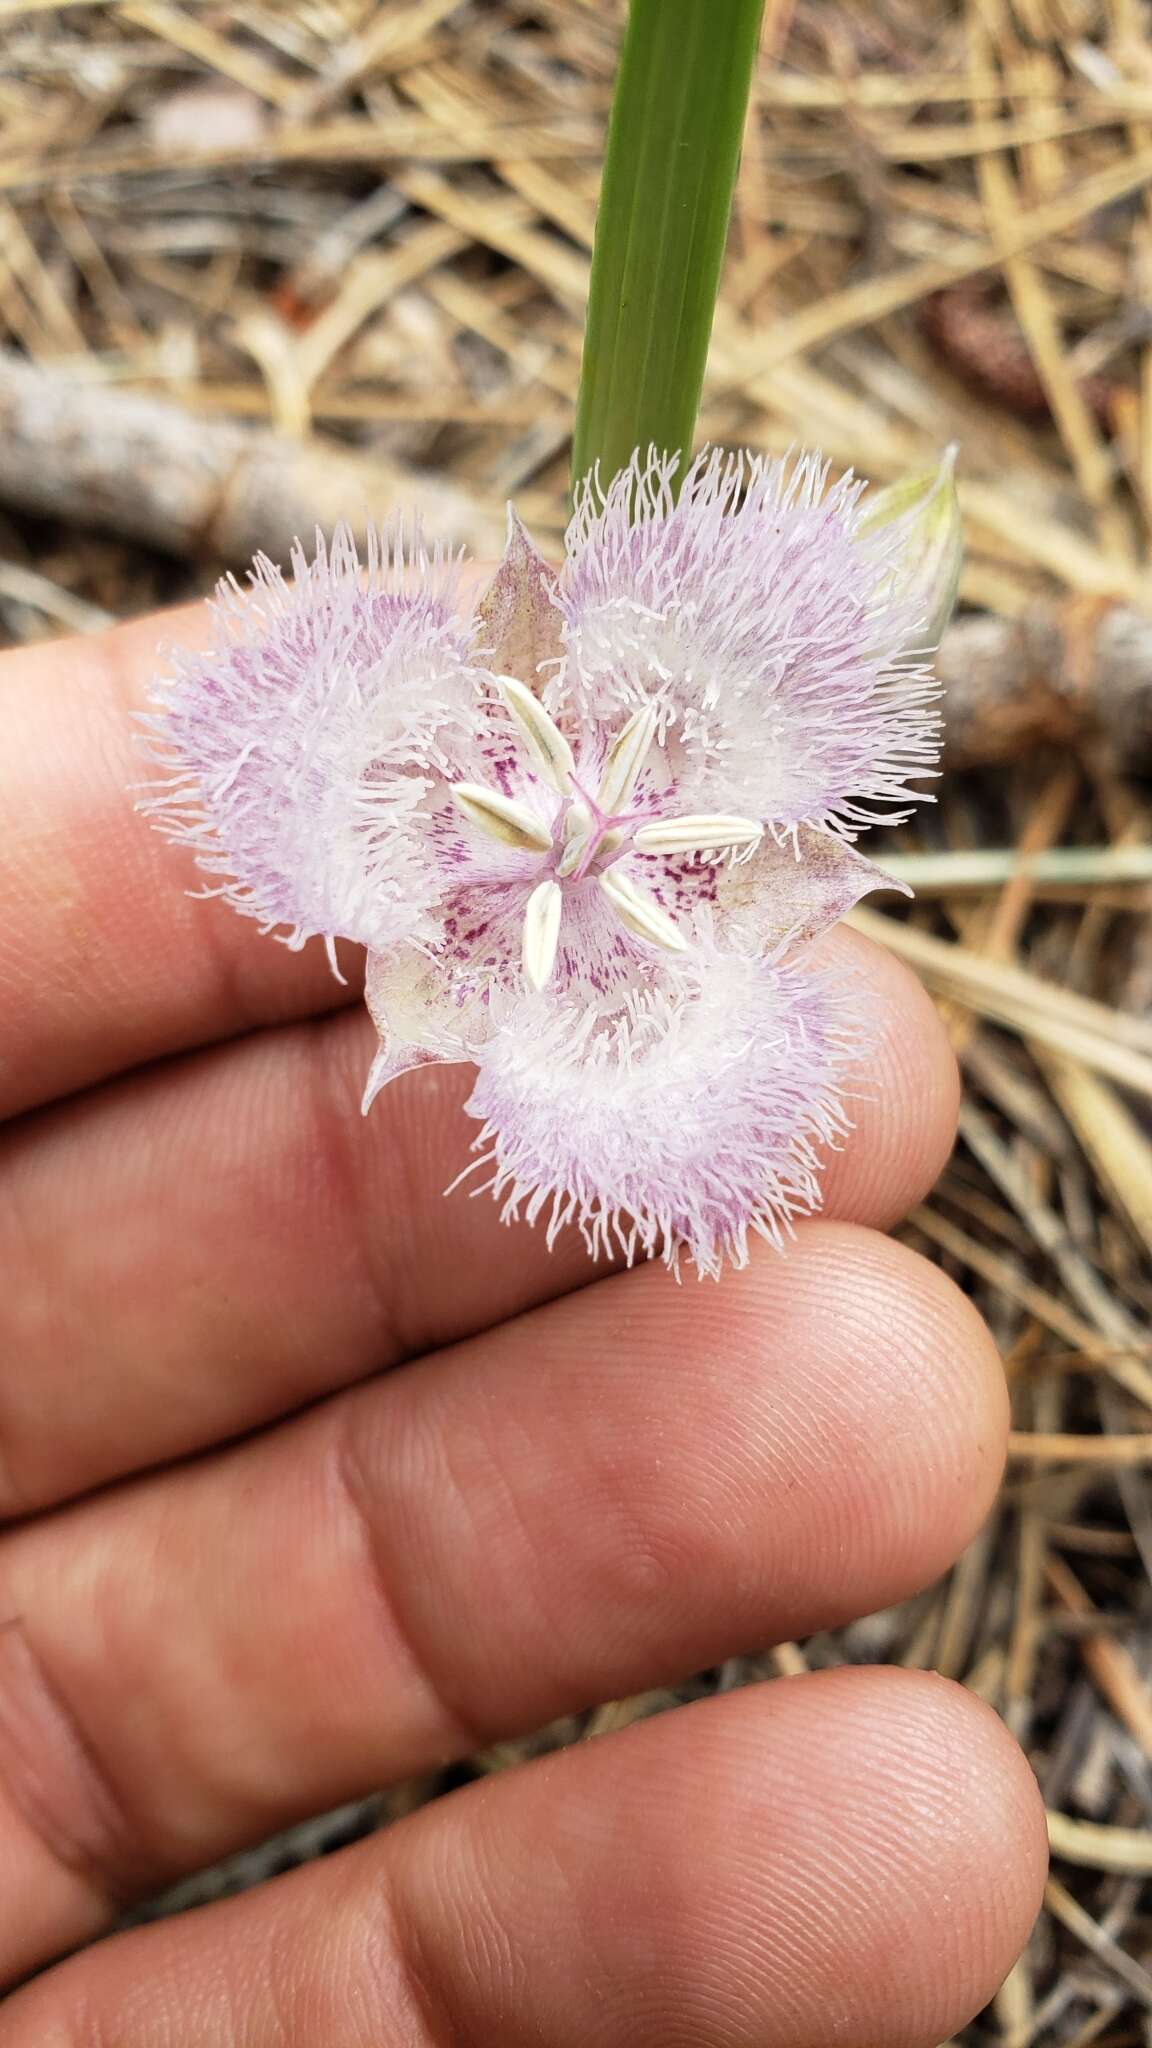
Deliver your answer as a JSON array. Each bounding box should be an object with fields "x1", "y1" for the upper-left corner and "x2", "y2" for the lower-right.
[{"x1": 143, "y1": 446, "x2": 960, "y2": 1277}]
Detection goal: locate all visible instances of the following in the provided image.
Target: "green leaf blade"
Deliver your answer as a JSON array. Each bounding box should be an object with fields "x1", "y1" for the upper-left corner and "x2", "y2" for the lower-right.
[{"x1": 571, "y1": 0, "x2": 765, "y2": 496}]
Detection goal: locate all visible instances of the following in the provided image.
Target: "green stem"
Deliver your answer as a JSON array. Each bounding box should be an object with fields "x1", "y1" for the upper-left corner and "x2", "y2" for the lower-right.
[{"x1": 571, "y1": 0, "x2": 765, "y2": 496}]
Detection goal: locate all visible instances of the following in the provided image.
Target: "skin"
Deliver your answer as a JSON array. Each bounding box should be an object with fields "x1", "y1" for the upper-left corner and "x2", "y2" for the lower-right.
[{"x1": 0, "y1": 599, "x2": 1047, "y2": 2044}]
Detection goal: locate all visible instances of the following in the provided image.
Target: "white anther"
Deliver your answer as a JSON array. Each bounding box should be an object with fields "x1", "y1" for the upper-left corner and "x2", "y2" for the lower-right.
[
  {"x1": 522, "y1": 878, "x2": 563, "y2": 989},
  {"x1": 599, "y1": 867, "x2": 688, "y2": 953},
  {"x1": 555, "y1": 798, "x2": 593, "y2": 878},
  {"x1": 451, "y1": 781, "x2": 553, "y2": 854},
  {"x1": 596, "y1": 703, "x2": 658, "y2": 817},
  {"x1": 498, "y1": 676, "x2": 575, "y2": 794},
  {"x1": 632, "y1": 813, "x2": 763, "y2": 857}
]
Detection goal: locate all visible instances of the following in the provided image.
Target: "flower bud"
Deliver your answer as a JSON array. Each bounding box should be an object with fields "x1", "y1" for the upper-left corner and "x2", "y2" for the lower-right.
[{"x1": 859, "y1": 444, "x2": 962, "y2": 647}]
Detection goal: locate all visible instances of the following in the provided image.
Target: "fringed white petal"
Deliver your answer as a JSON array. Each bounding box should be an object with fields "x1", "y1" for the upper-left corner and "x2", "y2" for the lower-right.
[
  {"x1": 464, "y1": 951, "x2": 862, "y2": 1278},
  {"x1": 553, "y1": 447, "x2": 941, "y2": 838},
  {"x1": 140, "y1": 524, "x2": 495, "y2": 955}
]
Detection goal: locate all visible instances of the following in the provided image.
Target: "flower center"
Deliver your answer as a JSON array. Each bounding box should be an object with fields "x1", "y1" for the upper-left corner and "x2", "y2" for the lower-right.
[{"x1": 450, "y1": 677, "x2": 761, "y2": 991}]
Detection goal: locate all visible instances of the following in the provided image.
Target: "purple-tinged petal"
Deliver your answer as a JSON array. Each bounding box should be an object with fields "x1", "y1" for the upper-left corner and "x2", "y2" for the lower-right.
[
  {"x1": 552, "y1": 447, "x2": 941, "y2": 838},
  {"x1": 464, "y1": 950, "x2": 861, "y2": 1278},
  {"x1": 141, "y1": 524, "x2": 493, "y2": 955},
  {"x1": 475, "y1": 507, "x2": 563, "y2": 689},
  {"x1": 707, "y1": 826, "x2": 910, "y2": 958}
]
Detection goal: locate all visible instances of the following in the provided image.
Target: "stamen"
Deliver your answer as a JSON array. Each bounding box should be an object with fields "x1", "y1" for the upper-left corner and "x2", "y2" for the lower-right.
[
  {"x1": 522, "y1": 878, "x2": 563, "y2": 989},
  {"x1": 451, "y1": 781, "x2": 553, "y2": 853},
  {"x1": 599, "y1": 867, "x2": 688, "y2": 953},
  {"x1": 596, "y1": 703, "x2": 658, "y2": 817},
  {"x1": 632, "y1": 813, "x2": 763, "y2": 856},
  {"x1": 555, "y1": 798, "x2": 593, "y2": 878},
  {"x1": 498, "y1": 676, "x2": 575, "y2": 794}
]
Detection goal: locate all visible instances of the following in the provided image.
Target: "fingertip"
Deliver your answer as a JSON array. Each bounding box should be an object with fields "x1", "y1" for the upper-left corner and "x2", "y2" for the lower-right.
[
  {"x1": 398, "y1": 1670, "x2": 1047, "y2": 2048},
  {"x1": 720, "y1": 1224, "x2": 1009, "y2": 1601},
  {"x1": 837, "y1": 1226, "x2": 1010, "y2": 1561},
  {"x1": 830, "y1": 1667, "x2": 1049, "y2": 2038},
  {"x1": 815, "y1": 923, "x2": 960, "y2": 1228},
  {"x1": 573, "y1": 1670, "x2": 1049, "y2": 2047}
]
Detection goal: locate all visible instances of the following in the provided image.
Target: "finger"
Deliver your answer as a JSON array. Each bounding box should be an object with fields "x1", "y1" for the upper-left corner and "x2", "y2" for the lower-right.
[
  {"x1": 0, "y1": 1227, "x2": 1003, "y2": 1978},
  {"x1": 0, "y1": 927, "x2": 957, "y2": 1517},
  {"x1": 807, "y1": 923, "x2": 959, "y2": 1230},
  {"x1": 0, "y1": 1674, "x2": 1047, "y2": 2047}
]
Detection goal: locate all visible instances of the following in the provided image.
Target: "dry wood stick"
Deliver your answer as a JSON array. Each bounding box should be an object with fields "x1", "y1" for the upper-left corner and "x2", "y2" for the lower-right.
[{"x1": 0, "y1": 350, "x2": 503, "y2": 565}]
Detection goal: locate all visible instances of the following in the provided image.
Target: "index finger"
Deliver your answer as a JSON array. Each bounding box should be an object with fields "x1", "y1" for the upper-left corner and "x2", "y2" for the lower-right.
[{"x1": 0, "y1": 604, "x2": 361, "y2": 1120}]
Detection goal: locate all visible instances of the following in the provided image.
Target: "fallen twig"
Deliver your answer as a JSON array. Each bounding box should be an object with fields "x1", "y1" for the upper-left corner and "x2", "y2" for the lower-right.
[{"x1": 0, "y1": 351, "x2": 503, "y2": 566}]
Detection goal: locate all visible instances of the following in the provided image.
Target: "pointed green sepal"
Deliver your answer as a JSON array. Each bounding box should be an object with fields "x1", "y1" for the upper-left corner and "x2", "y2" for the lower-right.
[{"x1": 858, "y1": 445, "x2": 963, "y2": 646}]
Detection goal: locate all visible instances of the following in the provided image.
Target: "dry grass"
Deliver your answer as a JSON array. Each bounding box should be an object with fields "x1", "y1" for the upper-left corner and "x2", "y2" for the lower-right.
[{"x1": 2, "y1": 1, "x2": 1152, "y2": 2039}]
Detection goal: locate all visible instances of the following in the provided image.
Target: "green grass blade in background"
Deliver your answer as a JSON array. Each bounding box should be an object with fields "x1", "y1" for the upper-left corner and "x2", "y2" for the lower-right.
[{"x1": 571, "y1": 0, "x2": 765, "y2": 496}]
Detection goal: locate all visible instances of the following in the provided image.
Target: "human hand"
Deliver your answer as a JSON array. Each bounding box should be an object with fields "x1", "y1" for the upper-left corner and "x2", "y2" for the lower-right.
[{"x1": 0, "y1": 604, "x2": 1044, "y2": 2043}]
